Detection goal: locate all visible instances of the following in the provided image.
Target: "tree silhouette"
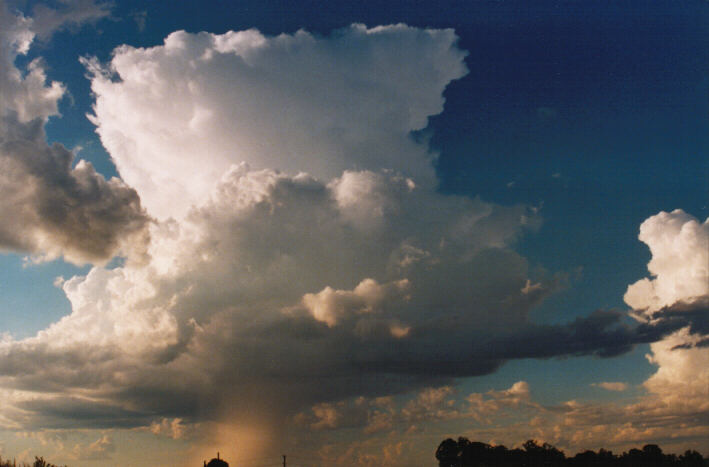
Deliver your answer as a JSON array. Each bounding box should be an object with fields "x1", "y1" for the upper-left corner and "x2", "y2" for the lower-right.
[
  {"x1": 435, "y1": 437, "x2": 707, "y2": 467},
  {"x1": 435, "y1": 438, "x2": 460, "y2": 467},
  {"x1": 0, "y1": 456, "x2": 66, "y2": 467},
  {"x1": 680, "y1": 450, "x2": 705, "y2": 467}
]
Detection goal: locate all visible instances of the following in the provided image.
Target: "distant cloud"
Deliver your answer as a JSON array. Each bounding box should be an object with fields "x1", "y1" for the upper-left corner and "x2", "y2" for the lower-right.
[
  {"x1": 592, "y1": 382, "x2": 628, "y2": 392},
  {"x1": 295, "y1": 382, "x2": 533, "y2": 434},
  {"x1": 30, "y1": 0, "x2": 112, "y2": 40},
  {"x1": 149, "y1": 418, "x2": 187, "y2": 439},
  {"x1": 130, "y1": 10, "x2": 147, "y2": 32},
  {"x1": 299, "y1": 373, "x2": 708, "y2": 461},
  {"x1": 69, "y1": 434, "x2": 115, "y2": 461}
]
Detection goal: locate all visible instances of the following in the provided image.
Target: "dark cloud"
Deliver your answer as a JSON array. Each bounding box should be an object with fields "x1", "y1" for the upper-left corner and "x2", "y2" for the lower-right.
[
  {"x1": 0, "y1": 113, "x2": 150, "y2": 264},
  {"x1": 79, "y1": 302, "x2": 691, "y2": 426},
  {"x1": 648, "y1": 297, "x2": 709, "y2": 338},
  {"x1": 0, "y1": 1, "x2": 148, "y2": 264},
  {"x1": 17, "y1": 396, "x2": 149, "y2": 430}
]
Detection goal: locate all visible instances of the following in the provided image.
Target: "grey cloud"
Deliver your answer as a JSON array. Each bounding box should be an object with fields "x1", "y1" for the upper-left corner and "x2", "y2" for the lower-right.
[
  {"x1": 673, "y1": 338, "x2": 709, "y2": 350},
  {"x1": 101, "y1": 305, "x2": 687, "y2": 426},
  {"x1": 0, "y1": 168, "x2": 691, "y2": 432},
  {"x1": 485, "y1": 310, "x2": 683, "y2": 360},
  {"x1": 0, "y1": 2, "x2": 149, "y2": 264},
  {"x1": 647, "y1": 297, "x2": 709, "y2": 338},
  {"x1": 17, "y1": 397, "x2": 149, "y2": 430},
  {"x1": 295, "y1": 309, "x2": 686, "y2": 379},
  {"x1": 0, "y1": 114, "x2": 150, "y2": 264}
]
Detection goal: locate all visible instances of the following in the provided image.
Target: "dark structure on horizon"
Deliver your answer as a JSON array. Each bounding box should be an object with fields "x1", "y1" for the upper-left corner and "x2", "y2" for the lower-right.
[{"x1": 204, "y1": 452, "x2": 228, "y2": 467}]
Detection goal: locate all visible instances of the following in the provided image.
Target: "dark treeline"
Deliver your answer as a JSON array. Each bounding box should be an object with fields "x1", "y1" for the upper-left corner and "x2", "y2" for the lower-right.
[
  {"x1": 436, "y1": 438, "x2": 708, "y2": 467},
  {"x1": 0, "y1": 456, "x2": 66, "y2": 467}
]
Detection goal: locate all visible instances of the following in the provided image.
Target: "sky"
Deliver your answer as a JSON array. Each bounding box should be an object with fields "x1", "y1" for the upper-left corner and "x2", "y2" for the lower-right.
[{"x1": 0, "y1": 0, "x2": 707, "y2": 466}]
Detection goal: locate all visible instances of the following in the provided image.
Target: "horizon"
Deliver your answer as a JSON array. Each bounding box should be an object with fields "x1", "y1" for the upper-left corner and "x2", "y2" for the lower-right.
[
  {"x1": 2, "y1": 439, "x2": 706, "y2": 467},
  {"x1": 0, "y1": 0, "x2": 707, "y2": 465}
]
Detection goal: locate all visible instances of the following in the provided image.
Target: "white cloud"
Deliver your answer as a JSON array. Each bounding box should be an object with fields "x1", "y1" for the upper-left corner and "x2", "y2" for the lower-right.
[
  {"x1": 0, "y1": 4, "x2": 61, "y2": 123},
  {"x1": 302, "y1": 278, "x2": 410, "y2": 327},
  {"x1": 85, "y1": 24, "x2": 468, "y2": 220},
  {"x1": 330, "y1": 170, "x2": 414, "y2": 232},
  {"x1": 623, "y1": 210, "x2": 708, "y2": 408},
  {"x1": 643, "y1": 327, "x2": 709, "y2": 408},
  {"x1": 624, "y1": 209, "x2": 708, "y2": 314}
]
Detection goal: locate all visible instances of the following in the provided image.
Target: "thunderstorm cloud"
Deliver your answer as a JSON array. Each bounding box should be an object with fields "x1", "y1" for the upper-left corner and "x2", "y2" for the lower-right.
[{"x1": 0, "y1": 2, "x2": 706, "y2": 461}]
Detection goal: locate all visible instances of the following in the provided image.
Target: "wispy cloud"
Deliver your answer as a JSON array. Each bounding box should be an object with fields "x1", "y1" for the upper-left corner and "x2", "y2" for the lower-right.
[
  {"x1": 592, "y1": 382, "x2": 629, "y2": 392},
  {"x1": 31, "y1": 0, "x2": 112, "y2": 40}
]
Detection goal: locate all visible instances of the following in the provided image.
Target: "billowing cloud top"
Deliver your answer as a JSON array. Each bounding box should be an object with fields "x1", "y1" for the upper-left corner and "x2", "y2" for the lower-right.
[
  {"x1": 85, "y1": 24, "x2": 468, "y2": 219},
  {"x1": 624, "y1": 210, "x2": 709, "y2": 413},
  {"x1": 625, "y1": 209, "x2": 709, "y2": 314}
]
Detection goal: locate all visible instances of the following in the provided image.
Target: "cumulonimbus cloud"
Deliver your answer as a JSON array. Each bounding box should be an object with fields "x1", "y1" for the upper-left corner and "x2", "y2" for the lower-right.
[{"x1": 0, "y1": 7, "x2": 706, "y2": 462}]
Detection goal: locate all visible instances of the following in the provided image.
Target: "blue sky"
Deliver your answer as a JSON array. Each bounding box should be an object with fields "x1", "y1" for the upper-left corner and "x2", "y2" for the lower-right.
[{"x1": 0, "y1": 1, "x2": 707, "y2": 465}]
